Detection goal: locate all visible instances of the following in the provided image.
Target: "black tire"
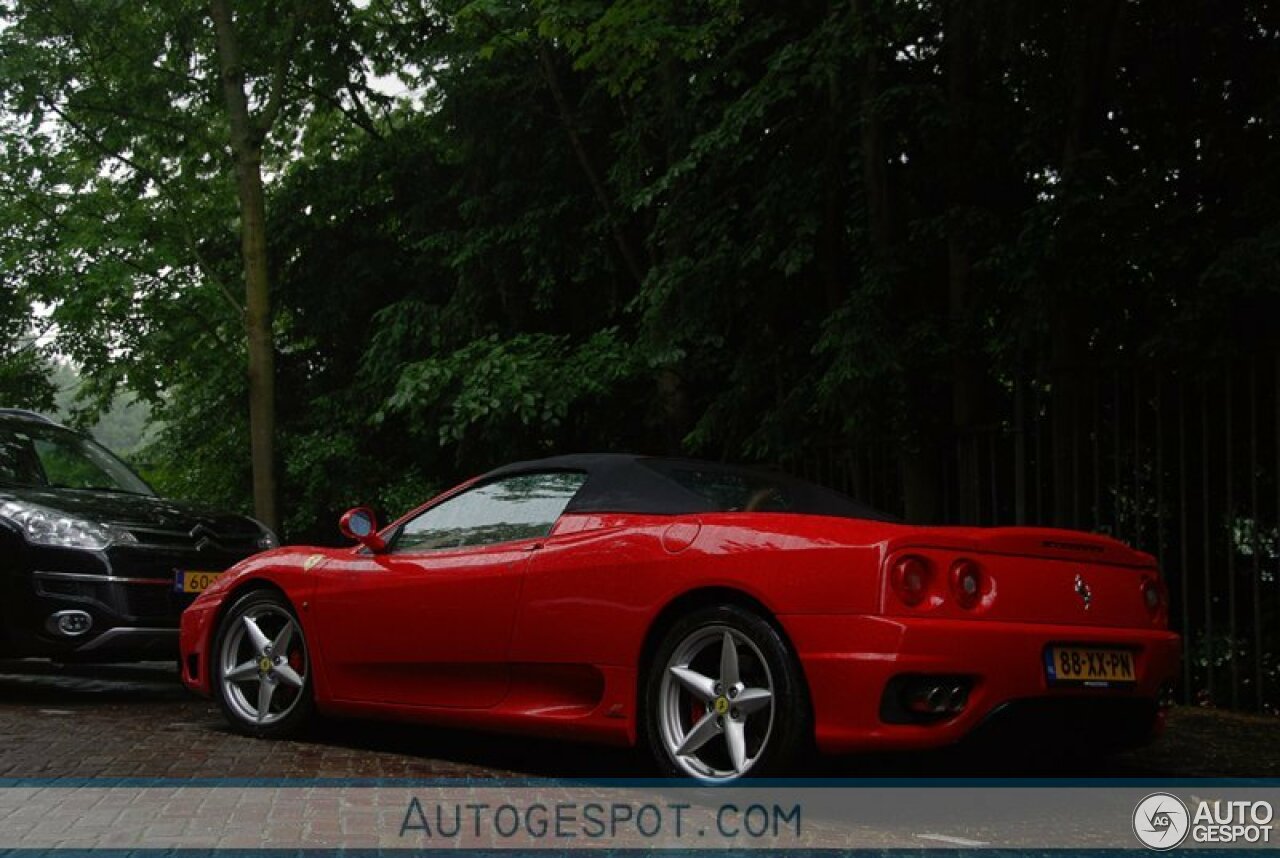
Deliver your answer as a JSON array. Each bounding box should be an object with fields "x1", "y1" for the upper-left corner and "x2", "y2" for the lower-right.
[
  {"x1": 641, "y1": 603, "x2": 812, "y2": 780},
  {"x1": 212, "y1": 589, "x2": 314, "y2": 739}
]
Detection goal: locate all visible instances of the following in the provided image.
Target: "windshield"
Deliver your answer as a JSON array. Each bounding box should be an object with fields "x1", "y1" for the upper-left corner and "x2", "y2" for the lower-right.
[{"x1": 0, "y1": 422, "x2": 154, "y2": 496}]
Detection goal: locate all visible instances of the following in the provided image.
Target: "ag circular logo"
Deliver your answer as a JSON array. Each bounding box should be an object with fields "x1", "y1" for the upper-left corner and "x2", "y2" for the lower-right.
[{"x1": 1133, "y1": 792, "x2": 1190, "y2": 850}]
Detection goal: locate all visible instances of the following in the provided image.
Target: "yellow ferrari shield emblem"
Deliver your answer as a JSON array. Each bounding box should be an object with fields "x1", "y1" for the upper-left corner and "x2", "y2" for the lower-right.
[
  {"x1": 303, "y1": 554, "x2": 325, "y2": 571},
  {"x1": 713, "y1": 696, "x2": 730, "y2": 715}
]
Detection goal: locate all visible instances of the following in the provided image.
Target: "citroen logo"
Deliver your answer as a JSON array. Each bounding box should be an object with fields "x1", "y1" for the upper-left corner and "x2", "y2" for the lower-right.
[
  {"x1": 1074, "y1": 573, "x2": 1093, "y2": 610},
  {"x1": 190, "y1": 523, "x2": 227, "y2": 553}
]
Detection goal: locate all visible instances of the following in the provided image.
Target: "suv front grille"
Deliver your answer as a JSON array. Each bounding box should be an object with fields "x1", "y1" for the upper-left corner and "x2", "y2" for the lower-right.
[
  {"x1": 122, "y1": 523, "x2": 262, "y2": 555},
  {"x1": 105, "y1": 551, "x2": 247, "y2": 581}
]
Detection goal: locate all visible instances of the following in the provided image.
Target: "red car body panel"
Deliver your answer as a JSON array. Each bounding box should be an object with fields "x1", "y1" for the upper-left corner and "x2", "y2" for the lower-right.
[{"x1": 181, "y1": 474, "x2": 1180, "y2": 757}]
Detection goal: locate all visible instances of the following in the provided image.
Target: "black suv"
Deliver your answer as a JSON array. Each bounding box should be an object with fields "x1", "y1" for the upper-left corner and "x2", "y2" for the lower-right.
[{"x1": 0, "y1": 409, "x2": 276, "y2": 661}]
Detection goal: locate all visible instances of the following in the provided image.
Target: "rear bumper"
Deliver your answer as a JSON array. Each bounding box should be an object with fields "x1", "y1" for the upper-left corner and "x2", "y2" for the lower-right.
[{"x1": 783, "y1": 614, "x2": 1180, "y2": 754}]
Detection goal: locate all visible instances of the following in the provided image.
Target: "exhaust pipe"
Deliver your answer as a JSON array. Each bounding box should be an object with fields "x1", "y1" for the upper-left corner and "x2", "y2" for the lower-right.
[{"x1": 901, "y1": 676, "x2": 972, "y2": 718}]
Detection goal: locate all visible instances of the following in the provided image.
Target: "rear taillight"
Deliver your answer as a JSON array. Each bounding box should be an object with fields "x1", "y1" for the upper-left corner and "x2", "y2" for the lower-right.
[
  {"x1": 950, "y1": 559, "x2": 982, "y2": 609},
  {"x1": 891, "y1": 555, "x2": 932, "y2": 606}
]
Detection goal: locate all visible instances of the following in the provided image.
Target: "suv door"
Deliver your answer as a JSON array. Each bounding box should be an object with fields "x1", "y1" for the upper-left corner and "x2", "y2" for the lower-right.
[{"x1": 311, "y1": 471, "x2": 586, "y2": 709}]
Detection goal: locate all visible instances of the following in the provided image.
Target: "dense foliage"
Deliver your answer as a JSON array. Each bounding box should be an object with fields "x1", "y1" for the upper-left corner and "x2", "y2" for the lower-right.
[{"x1": 0, "y1": 0, "x2": 1276, "y2": 543}]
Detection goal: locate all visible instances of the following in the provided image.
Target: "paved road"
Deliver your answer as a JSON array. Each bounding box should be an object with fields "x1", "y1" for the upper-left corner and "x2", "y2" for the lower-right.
[{"x1": 1, "y1": 661, "x2": 1277, "y2": 780}]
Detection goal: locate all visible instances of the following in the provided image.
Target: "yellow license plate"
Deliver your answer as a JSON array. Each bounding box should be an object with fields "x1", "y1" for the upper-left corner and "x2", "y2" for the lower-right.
[
  {"x1": 176, "y1": 571, "x2": 223, "y2": 594},
  {"x1": 1047, "y1": 646, "x2": 1136, "y2": 685}
]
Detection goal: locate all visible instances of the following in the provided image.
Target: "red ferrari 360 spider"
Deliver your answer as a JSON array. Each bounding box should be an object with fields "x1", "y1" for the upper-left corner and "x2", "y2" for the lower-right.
[{"x1": 180, "y1": 454, "x2": 1180, "y2": 781}]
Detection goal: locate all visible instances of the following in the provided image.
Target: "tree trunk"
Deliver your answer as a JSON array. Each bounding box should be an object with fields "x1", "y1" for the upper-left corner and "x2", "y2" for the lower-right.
[
  {"x1": 536, "y1": 42, "x2": 646, "y2": 290},
  {"x1": 210, "y1": 0, "x2": 279, "y2": 532},
  {"x1": 820, "y1": 45, "x2": 847, "y2": 314},
  {"x1": 943, "y1": 0, "x2": 993, "y2": 523},
  {"x1": 853, "y1": 0, "x2": 941, "y2": 522},
  {"x1": 853, "y1": 0, "x2": 889, "y2": 251},
  {"x1": 1049, "y1": 0, "x2": 1124, "y2": 527}
]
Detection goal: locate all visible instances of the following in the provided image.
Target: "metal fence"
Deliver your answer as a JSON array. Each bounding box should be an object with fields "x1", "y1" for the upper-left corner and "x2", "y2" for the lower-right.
[{"x1": 794, "y1": 355, "x2": 1280, "y2": 714}]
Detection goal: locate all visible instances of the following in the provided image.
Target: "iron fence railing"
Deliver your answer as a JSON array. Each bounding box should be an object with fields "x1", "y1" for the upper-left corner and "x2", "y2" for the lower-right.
[{"x1": 793, "y1": 354, "x2": 1280, "y2": 714}]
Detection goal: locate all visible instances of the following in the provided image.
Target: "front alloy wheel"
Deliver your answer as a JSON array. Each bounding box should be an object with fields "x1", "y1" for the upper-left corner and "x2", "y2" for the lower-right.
[{"x1": 213, "y1": 590, "x2": 313, "y2": 738}]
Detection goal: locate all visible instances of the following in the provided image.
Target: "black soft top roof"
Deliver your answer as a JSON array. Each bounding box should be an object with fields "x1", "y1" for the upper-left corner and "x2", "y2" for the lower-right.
[{"x1": 480, "y1": 453, "x2": 895, "y2": 521}]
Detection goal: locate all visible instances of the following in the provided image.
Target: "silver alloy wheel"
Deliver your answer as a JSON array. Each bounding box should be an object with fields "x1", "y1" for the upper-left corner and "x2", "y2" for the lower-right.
[
  {"x1": 219, "y1": 603, "x2": 308, "y2": 726},
  {"x1": 658, "y1": 624, "x2": 775, "y2": 781}
]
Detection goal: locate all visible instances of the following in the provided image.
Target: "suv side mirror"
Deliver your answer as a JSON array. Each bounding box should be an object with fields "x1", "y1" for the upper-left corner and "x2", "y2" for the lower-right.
[{"x1": 339, "y1": 507, "x2": 386, "y2": 552}]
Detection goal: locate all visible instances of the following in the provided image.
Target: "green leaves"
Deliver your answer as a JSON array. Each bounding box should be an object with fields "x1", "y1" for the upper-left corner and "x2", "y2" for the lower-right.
[
  {"x1": 532, "y1": 0, "x2": 741, "y2": 96},
  {"x1": 381, "y1": 329, "x2": 635, "y2": 446},
  {"x1": 0, "y1": 0, "x2": 1276, "y2": 538}
]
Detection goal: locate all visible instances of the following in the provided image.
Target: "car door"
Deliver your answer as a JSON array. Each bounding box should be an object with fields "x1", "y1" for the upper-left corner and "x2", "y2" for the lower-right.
[{"x1": 311, "y1": 471, "x2": 587, "y2": 709}]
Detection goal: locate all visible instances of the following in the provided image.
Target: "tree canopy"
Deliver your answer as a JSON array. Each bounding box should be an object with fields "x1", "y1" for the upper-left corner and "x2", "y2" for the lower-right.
[{"x1": 0, "y1": 0, "x2": 1276, "y2": 541}]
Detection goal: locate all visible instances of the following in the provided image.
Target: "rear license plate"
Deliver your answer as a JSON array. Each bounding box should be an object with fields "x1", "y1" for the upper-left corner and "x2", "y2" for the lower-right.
[
  {"x1": 1046, "y1": 646, "x2": 1136, "y2": 686},
  {"x1": 175, "y1": 570, "x2": 223, "y2": 594}
]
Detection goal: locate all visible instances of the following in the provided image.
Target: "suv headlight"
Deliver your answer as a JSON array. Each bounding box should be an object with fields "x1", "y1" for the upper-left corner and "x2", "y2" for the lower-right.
[{"x1": 0, "y1": 501, "x2": 138, "y2": 550}]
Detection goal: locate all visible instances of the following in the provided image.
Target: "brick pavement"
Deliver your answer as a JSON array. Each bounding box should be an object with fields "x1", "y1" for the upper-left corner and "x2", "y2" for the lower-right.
[
  {"x1": 3, "y1": 661, "x2": 1280, "y2": 780},
  {"x1": 2, "y1": 663, "x2": 1280, "y2": 850},
  {"x1": 0, "y1": 661, "x2": 642, "y2": 779}
]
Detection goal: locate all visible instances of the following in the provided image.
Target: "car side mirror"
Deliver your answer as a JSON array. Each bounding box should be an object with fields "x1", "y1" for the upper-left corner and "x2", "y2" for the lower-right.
[{"x1": 339, "y1": 507, "x2": 386, "y2": 552}]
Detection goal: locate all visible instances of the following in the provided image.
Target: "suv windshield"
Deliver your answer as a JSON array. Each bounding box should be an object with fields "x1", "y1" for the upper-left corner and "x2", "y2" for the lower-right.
[{"x1": 0, "y1": 422, "x2": 154, "y2": 496}]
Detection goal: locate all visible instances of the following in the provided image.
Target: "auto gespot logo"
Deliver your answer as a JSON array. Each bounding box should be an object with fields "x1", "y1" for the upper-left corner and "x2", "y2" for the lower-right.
[{"x1": 1133, "y1": 793, "x2": 1274, "y2": 850}]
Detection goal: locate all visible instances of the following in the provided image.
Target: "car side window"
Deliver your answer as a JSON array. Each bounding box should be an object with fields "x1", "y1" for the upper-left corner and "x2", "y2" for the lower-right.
[
  {"x1": 0, "y1": 433, "x2": 44, "y2": 486},
  {"x1": 34, "y1": 439, "x2": 103, "y2": 490},
  {"x1": 390, "y1": 471, "x2": 587, "y2": 553}
]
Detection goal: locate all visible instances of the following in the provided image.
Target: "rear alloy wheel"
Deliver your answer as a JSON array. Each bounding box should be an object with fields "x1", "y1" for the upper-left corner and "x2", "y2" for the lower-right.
[
  {"x1": 213, "y1": 590, "x2": 313, "y2": 739},
  {"x1": 644, "y1": 604, "x2": 810, "y2": 781}
]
